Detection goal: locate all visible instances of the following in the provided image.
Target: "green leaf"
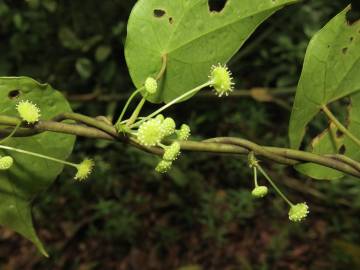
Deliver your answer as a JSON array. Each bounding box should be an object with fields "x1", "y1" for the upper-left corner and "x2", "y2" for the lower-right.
[
  {"x1": 295, "y1": 124, "x2": 345, "y2": 180},
  {"x1": 289, "y1": 7, "x2": 360, "y2": 149},
  {"x1": 58, "y1": 27, "x2": 83, "y2": 50},
  {"x1": 95, "y1": 45, "x2": 112, "y2": 62},
  {"x1": 58, "y1": 27, "x2": 102, "y2": 52},
  {"x1": 75, "y1": 58, "x2": 93, "y2": 79},
  {"x1": 344, "y1": 91, "x2": 360, "y2": 162},
  {"x1": 125, "y1": 0, "x2": 299, "y2": 103},
  {"x1": 0, "y1": 77, "x2": 76, "y2": 256},
  {"x1": 81, "y1": 35, "x2": 103, "y2": 53},
  {"x1": 297, "y1": 91, "x2": 360, "y2": 180},
  {"x1": 41, "y1": 0, "x2": 57, "y2": 12}
]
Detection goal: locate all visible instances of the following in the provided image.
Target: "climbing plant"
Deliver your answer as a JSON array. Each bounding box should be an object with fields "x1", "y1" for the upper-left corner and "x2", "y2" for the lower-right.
[{"x1": 0, "y1": 0, "x2": 359, "y2": 256}]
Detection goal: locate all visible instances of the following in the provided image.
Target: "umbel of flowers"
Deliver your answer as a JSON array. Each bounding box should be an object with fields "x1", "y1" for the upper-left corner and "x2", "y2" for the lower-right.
[
  {"x1": 117, "y1": 64, "x2": 234, "y2": 173},
  {"x1": 0, "y1": 63, "x2": 311, "y2": 225},
  {"x1": 248, "y1": 152, "x2": 309, "y2": 222},
  {"x1": 136, "y1": 114, "x2": 190, "y2": 173}
]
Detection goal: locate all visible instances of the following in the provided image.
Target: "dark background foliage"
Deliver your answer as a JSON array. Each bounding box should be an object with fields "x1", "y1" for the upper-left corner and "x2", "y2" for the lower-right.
[{"x1": 1, "y1": 0, "x2": 360, "y2": 269}]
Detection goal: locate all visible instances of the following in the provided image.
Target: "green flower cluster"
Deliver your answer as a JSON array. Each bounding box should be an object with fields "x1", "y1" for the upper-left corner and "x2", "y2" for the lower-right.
[
  {"x1": 136, "y1": 115, "x2": 191, "y2": 173},
  {"x1": 0, "y1": 156, "x2": 13, "y2": 170}
]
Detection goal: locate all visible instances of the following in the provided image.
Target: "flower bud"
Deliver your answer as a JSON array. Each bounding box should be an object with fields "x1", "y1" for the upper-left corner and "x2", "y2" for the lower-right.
[
  {"x1": 144, "y1": 77, "x2": 157, "y2": 94},
  {"x1": 0, "y1": 156, "x2": 14, "y2": 170},
  {"x1": 155, "y1": 160, "x2": 172, "y2": 173},
  {"x1": 288, "y1": 202, "x2": 309, "y2": 222},
  {"x1": 251, "y1": 186, "x2": 268, "y2": 198},
  {"x1": 163, "y1": 142, "x2": 181, "y2": 161}
]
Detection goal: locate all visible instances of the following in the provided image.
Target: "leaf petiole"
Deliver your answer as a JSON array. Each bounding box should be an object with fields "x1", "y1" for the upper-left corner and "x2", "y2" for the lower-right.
[
  {"x1": 115, "y1": 87, "x2": 144, "y2": 128},
  {"x1": 322, "y1": 105, "x2": 360, "y2": 148}
]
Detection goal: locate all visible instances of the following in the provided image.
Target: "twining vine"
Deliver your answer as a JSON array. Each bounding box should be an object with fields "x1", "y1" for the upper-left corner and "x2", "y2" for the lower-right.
[
  {"x1": 0, "y1": 0, "x2": 359, "y2": 257},
  {"x1": 1, "y1": 63, "x2": 360, "y2": 227}
]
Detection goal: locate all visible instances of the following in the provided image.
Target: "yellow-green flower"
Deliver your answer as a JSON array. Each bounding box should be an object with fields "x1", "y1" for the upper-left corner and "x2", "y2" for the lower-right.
[
  {"x1": 163, "y1": 142, "x2": 181, "y2": 161},
  {"x1": 144, "y1": 77, "x2": 158, "y2": 94},
  {"x1": 16, "y1": 100, "x2": 41, "y2": 124},
  {"x1": 177, "y1": 124, "x2": 191, "y2": 141},
  {"x1": 137, "y1": 119, "x2": 164, "y2": 147},
  {"x1": 161, "y1": 117, "x2": 176, "y2": 137},
  {"x1": 251, "y1": 186, "x2": 268, "y2": 198},
  {"x1": 209, "y1": 64, "x2": 234, "y2": 97},
  {"x1": 0, "y1": 156, "x2": 14, "y2": 170},
  {"x1": 155, "y1": 160, "x2": 172, "y2": 173},
  {"x1": 288, "y1": 202, "x2": 309, "y2": 222},
  {"x1": 74, "y1": 159, "x2": 94, "y2": 181}
]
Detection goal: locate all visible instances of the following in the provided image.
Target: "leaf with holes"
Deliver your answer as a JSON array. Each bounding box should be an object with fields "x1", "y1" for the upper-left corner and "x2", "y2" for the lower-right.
[
  {"x1": 295, "y1": 91, "x2": 360, "y2": 180},
  {"x1": 289, "y1": 7, "x2": 360, "y2": 150},
  {"x1": 0, "y1": 77, "x2": 76, "y2": 256},
  {"x1": 125, "y1": 0, "x2": 299, "y2": 103}
]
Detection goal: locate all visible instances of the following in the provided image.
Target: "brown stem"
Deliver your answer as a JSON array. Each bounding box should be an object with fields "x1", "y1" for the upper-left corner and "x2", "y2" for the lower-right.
[{"x1": 1, "y1": 115, "x2": 360, "y2": 178}]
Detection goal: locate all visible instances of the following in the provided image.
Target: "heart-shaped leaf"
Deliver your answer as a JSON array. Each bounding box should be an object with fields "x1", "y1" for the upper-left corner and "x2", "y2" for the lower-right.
[
  {"x1": 293, "y1": 91, "x2": 360, "y2": 180},
  {"x1": 0, "y1": 77, "x2": 75, "y2": 256},
  {"x1": 289, "y1": 6, "x2": 360, "y2": 180},
  {"x1": 289, "y1": 7, "x2": 360, "y2": 149},
  {"x1": 125, "y1": 0, "x2": 299, "y2": 103}
]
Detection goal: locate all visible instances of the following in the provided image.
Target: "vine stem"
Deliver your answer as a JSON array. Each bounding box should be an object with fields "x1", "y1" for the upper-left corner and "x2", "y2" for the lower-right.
[
  {"x1": 0, "y1": 145, "x2": 77, "y2": 168},
  {"x1": 322, "y1": 105, "x2": 360, "y2": 148},
  {"x1": 204, "y1": 137, "x2": 360, "y2": 178},
  {"x1": 1, "y1": 115, "x2": 360, "y2": 178}
]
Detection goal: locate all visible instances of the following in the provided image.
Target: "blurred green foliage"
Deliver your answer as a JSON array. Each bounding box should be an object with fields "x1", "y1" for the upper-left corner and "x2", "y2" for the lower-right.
[
  {"x1": 1, "y1": 0, "x2": 360, "y2": 269},
  {"x1": 0, "y1": 0, "x2": 134, "y2": 95}
]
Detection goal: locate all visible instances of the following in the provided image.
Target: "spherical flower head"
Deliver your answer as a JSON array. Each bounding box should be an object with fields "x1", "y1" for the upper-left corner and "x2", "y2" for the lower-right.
[
  {"x1": 0, "y1": 156, "x2": 14, "y2": 170},
  {"x1": 74, "y1": 158, "x2": 94, "y2": 181},
  {"x1": 163, "y1": 142, "x2": 181, "y2": 161},
  {"x1": 144, "y1": 77, "x2": 157, "y2": 94},
  {"x1": 161, "y1": 117, "x2": 176, "y2": 137},
  {"x1": 251, "y1": 186, "x2": 268, "y2": 198},
  {"x1": 155, "y1": 114, "x2": 164, "y2": 123},
  {"x1": 16, "y1": 100, "x2": 41, "y2": 124},
  {"x1": 177, "y1": 124, "x2": 191, "y2": 141},
  {"x1": 209, "y1": 64, "x2": 234, "y2": 97},
  {"x1": 138, "y1": 118, "x2": 164, "y2": 147},
  {"x1": 155, "y1": 160, "x2": 172, "y2": 173},
  {"x1": 288, "y1": 202, "x2": 309, "y2": 222}
]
